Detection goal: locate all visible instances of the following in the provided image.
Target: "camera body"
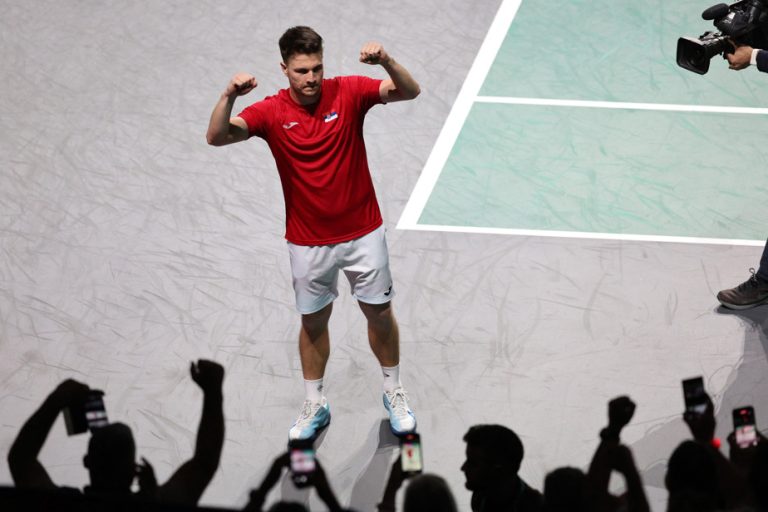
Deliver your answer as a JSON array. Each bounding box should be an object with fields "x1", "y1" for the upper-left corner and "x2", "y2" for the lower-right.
[{"x1": 677, "y1": 0, "x2": 768, "y2": 74}]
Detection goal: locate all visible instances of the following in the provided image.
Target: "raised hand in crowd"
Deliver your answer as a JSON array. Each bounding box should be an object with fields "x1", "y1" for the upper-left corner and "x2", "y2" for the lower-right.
[
  {"x1": 7, "y1": 359, "x2": 225, "y2": 507},
  {"x1": 676, "y1": 391, "x2": 748, "y2": 510},
  {"x1": 244, "y1": 451, "x2": 343, "y2": 512},
  {"x1": 585, "y1": 396, "x2": 649, "y2": 512}
]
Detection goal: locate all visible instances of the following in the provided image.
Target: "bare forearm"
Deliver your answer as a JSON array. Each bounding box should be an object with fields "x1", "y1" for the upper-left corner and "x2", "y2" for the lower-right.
[
  {"x1": 382, "y1": 58, "x2": 420, "y2": 99},
  {"x1": 195, "y1": 390, "x2": 224, "y2": 470},
  {"x1": 206, "y1": 94, "x2": 237, "y2": 145}
]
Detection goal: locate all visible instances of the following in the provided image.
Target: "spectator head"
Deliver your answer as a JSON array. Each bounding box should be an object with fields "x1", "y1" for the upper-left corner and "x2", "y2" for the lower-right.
[
  {"x1": 278, "y1": 26, "x2": 323, "y2": 63},
  {"x1": 83, "y1": 423, "x2": 136, "y2": 493},
  {"x1": 403, "y1": 473, "x2": 458, "y2": 512},
  {"x1": 543, "y1": 466, "x2": 587, "y2": 512},
  {"x1": 665, "y1": 440, "x2": 721, "y2": 508},
  {"x1": 461, "y1": 424, "x2": 524, "y2": 491}
]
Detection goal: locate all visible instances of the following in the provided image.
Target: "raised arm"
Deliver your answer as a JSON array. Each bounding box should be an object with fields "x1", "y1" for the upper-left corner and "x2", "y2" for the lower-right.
[
  {"x1": 206, "y1": 73, "x2": 257, "y2": 146},
  {"x1": 156, "y1": 360, "x2": 225, "y2": 505},
  {"x1": 8, "y1": 379, "x2": 90, "y2": 489},
  {"x1": 359, "y1": 42, "x2": 420, "y2": 103}
]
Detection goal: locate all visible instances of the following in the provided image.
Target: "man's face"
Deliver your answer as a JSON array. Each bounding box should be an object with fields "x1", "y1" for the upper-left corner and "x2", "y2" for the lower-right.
[
  {"x1": 461, "y1": 444, "x2": 496, "y2": 491},
  {"x1": 281, "y1": 52, "x2": 324, "y2": 105}
]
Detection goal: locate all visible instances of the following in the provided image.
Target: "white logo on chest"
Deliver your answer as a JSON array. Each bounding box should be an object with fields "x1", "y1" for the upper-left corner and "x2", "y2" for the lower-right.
[{"x1": 282, "y1": 121, "x2": 299, "y2": 130}]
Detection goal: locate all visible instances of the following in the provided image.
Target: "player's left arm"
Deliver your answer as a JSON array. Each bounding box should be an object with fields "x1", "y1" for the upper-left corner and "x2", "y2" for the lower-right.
[{"x1": 359, "y1": 42, "x2": 420, "y2": 103}]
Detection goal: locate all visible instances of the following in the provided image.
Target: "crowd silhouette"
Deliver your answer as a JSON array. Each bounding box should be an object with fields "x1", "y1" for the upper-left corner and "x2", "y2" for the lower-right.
[{"x1": 3, "y1": 359, "x2": 768, "y2": 511}]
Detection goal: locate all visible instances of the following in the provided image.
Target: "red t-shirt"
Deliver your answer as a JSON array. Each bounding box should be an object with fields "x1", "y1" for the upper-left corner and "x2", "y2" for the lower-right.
[{"x1": 238, "y1": 76, "x2": 384, "y2": 245}]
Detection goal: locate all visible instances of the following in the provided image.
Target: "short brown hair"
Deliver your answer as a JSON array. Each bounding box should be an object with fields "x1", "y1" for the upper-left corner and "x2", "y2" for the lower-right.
[{"x1": 279, "y1": 26, "x2": 323, "y2": 62}]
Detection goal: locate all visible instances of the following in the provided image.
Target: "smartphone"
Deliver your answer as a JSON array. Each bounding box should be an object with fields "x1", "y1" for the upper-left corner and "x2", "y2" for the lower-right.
[
  {"x1": 682, "y1": 377, "x2": 707, "y2": 415},
  {"x1": 64, "y1": 390, "x2": 108, "y2": 435},
  {"x1": 400, "y1": 432, "x2": 423, "y2": 475},
  {"x1": 733, "y1": 406, "x2": 758, "y2": 448},
  {"x1": 289, "y1": 438, "x2": 316, "y2": 488}
]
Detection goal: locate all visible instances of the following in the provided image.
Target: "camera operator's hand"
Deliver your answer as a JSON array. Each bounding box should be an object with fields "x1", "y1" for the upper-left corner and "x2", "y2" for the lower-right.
[
  {"x1": 683, "y1": 394, "x2": 716, "y2": 443},
  {"x1": 190, "y1": 359, "x2": 224, "y2": 393},
  {"x1": 51, "y1": 379, "x2": 91, "y2": 409},
  {"x1": 727, "y1": 42, "x2": 753, "y2": 70}
]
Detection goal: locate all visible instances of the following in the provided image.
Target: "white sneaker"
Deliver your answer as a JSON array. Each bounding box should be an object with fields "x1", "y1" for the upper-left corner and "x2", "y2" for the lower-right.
[
  {"x1": 383, "y1": 387, "x2": 417, "y2": 435},
  {"x1": 289, "y1": 397, "x2": 331, "y2": 440}
]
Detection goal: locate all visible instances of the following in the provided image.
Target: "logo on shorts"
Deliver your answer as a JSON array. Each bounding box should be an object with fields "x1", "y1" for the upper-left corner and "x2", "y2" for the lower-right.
[{"x1": 384, "y1": 285, "x2": 392, "y2": 296}]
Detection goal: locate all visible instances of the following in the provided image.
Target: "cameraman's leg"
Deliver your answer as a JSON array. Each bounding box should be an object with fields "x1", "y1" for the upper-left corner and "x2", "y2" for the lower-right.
[{"x1": 758, "y1": 238, "x2": 768, "y2": 281}]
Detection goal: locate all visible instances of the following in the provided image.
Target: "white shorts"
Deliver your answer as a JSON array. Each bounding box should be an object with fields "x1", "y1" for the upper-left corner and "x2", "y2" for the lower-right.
[{"x1": 287, "y1": 225, "x2": 395, "y2": 314}]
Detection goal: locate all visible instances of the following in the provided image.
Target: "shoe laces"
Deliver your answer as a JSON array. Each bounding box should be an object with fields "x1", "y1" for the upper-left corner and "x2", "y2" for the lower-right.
[
  {"x1": 387, "y1": 388, "x2": 410, "y2": 417},
  {"x1": 739, "y1": 268, "x2": 760, "y2": 290},
  {"x1": 296, "y1": 400, "x2": 319, "y2": 426}
]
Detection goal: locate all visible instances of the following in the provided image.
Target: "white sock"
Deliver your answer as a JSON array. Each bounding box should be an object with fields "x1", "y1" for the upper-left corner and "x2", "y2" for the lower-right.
[
  {"x1": 304, "y1": 378, "x2": 324, "y2": 402},
  {"x1": 381, "y1": 364, "x2": 401, "y2": 393}
]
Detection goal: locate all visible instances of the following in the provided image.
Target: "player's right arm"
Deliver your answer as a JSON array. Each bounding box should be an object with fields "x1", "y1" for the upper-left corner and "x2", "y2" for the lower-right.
[{"x1": 206, "y1": 73, "x2": 257, "y2": 146}]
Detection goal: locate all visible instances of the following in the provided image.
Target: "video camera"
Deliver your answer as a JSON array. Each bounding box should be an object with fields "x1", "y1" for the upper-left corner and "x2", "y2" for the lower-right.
[{"x1": 677, "y1": 0, "x2": 768, "y2": 74}]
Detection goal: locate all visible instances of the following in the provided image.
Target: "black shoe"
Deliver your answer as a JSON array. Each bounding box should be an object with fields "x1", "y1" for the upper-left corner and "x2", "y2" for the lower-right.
[{"x1": 717, "y1": 268, "x2": 768, "y2": 310}]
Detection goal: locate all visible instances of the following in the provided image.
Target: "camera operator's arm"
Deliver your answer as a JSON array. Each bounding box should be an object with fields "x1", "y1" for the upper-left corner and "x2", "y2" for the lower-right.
[
  {"x1": 727, "y1": 44, "x2": 768, "y2": 72},
  {"x1": 7, "y1": 379, "x2": 90, "y2": 489},
  {"x1": 156, "y1": 360, "x2": 225, "y2": 505}
]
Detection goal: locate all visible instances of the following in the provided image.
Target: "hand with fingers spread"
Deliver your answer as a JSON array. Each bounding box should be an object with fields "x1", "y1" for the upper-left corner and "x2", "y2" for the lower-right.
[{"x1": 359, "y1": 42, "x2": 391, "y2": 66}]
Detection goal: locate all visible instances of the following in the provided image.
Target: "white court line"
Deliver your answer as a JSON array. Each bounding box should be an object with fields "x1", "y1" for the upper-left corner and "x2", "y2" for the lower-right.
[
  {"x1": 396, "y1": 0, "x2": 523, "y2": 230},
  {"x1": 395, "y1": 0, "x2": 765, "y2": 246},
  {"x1": 476, "y1": 96, "x2": 768, "y2": 115},
  {"x1": 408, "y1": 224, "x2": 767, "y2": 247}
]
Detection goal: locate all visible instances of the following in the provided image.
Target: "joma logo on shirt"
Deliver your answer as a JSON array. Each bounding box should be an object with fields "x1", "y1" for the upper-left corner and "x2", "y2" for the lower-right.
[{"x1": 282, "y1": 121, "x2": 299, "y2": 130}]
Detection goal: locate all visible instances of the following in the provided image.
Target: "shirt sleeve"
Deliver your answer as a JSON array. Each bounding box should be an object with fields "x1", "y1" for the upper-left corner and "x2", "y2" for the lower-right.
[
  {"x1": 237, "y1": 97, "x2": 275, "y2": 138},
  {"x1": 344, "y1": 75, "x2": 384, "y2": 112},
  {"x1": 756, "y1": 49, "x2": 768, "y2": 73}
]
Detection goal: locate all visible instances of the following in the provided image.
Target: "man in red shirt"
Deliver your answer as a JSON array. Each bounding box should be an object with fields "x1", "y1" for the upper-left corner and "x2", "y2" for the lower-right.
[{"x1": 206, "y1": 26, "x2": 420, "y2": 440}]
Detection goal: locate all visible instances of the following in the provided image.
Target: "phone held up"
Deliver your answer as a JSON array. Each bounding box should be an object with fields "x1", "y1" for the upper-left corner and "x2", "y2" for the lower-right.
[
  {"x1": 400, "y1": 432, "x2": 423, "y2": 475},
  {"x1": 682, "y1": 376, "x2": 707, "y2": 416},
  {"x1": 733, "y1": 405, "x2": 758, "y2": 449},
  {"x1": 64, "y1": 390, "x2": 109, "y2": 436},
  {"x1": 289, "y1": 438, "x2": 316, "y2": 488}
]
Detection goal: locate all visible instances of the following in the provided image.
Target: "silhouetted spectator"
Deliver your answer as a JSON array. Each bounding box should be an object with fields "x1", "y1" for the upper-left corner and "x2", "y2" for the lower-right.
[
  {"x1": 7, "y1": 359, "x2": 225, "y2": 506},
  {"x1": 244, "y1": 451, "x2": 343, "y2": 512},
  {"x1": 665, "y1": 440, "x2": 721, "y2": 512},
  {"x1": 586, "y1": 396, "x2": 649, "y2": 512},
  {"x1": 378, "y1": 454, "x2": 457, "y2": 512},
  {"x1": 749, "y1": 441, "x2": 768, "y2": 511},
  {"x1": 461, "y1": 424, "x2": 543, "y2": 512},
  {"x1": 678, "y1": 393, "x2": 748, "y2": 510},
  {"x1": 403, "y1": 473, "x2": 458, "y2": 512},
  {"x1": 543, "y1": 467, "x2": 587, "y2": 512}
]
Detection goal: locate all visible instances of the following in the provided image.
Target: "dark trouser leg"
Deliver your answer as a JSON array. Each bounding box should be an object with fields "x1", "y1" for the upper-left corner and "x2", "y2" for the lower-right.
[{"x1": 759, "y1": 238, "x2": 768, "y2": 281}]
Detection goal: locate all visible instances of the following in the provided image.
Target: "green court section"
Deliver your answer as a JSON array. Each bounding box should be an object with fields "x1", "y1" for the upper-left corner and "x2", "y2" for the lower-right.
[
  {"x1": 418, "y1": 102, "x2": 768, "y2": 240},
  {"x1": 481, "y1": 0, "x2": 768, "y2": 106}
]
